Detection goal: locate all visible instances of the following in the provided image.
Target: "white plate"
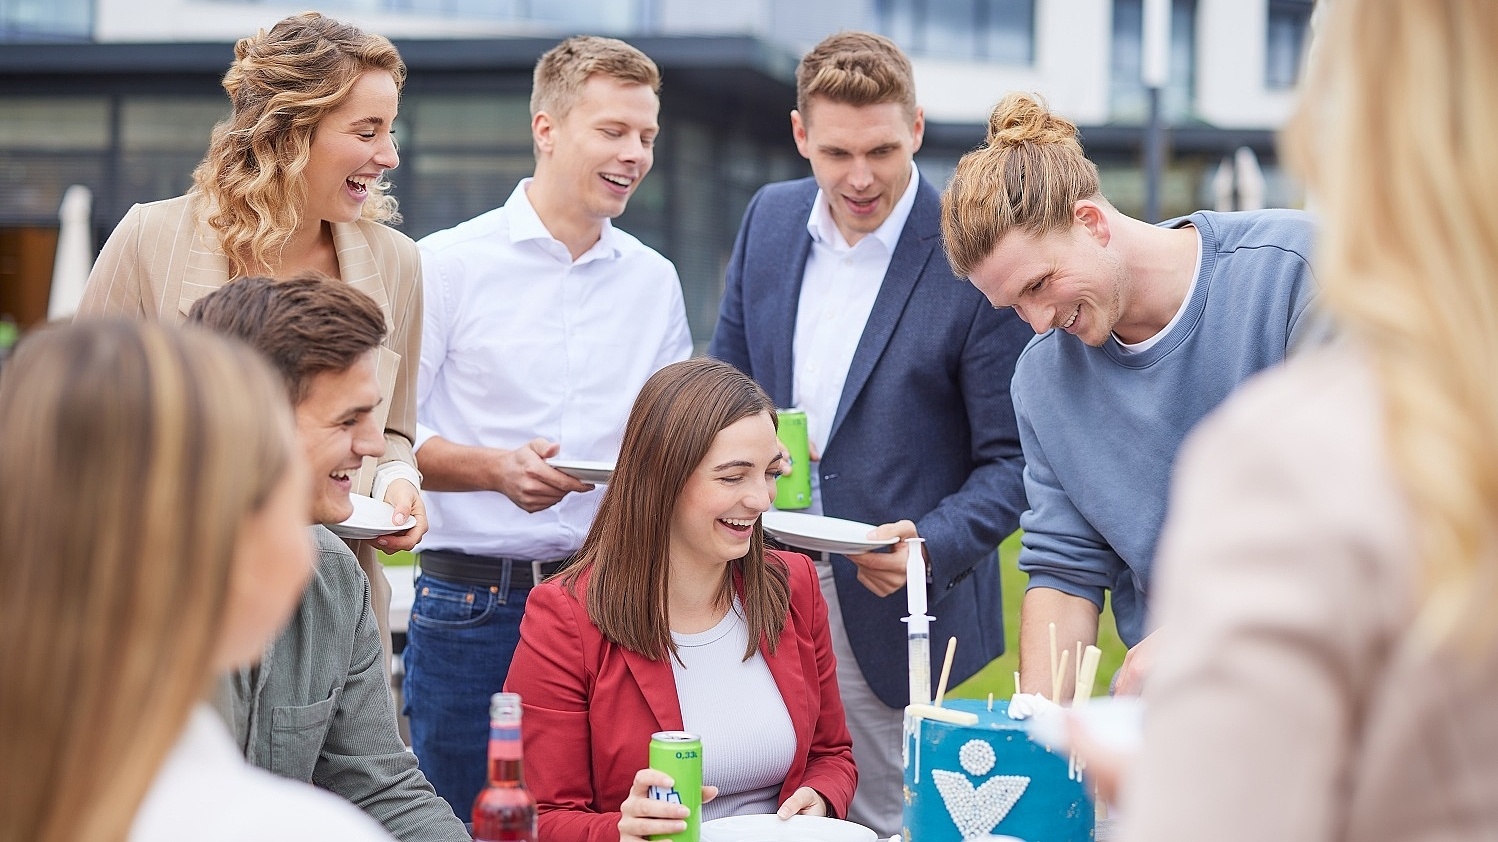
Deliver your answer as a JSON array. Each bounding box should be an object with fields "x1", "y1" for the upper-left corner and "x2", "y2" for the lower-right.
[
  {"x1": 701, "y1": 814, "x2": 877, "y2": 842},
  {"x1": 547, "y1": 458, "x2": 614, "y2": 484},
  {"x1": 761, "y1": 511, "x2": 898, "y2": 555},
  {"x1": 327, "y1": 494, "x2": 413, "y2": 540}
]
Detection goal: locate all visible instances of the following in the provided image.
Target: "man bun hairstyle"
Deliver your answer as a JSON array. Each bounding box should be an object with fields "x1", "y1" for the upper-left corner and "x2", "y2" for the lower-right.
[{"x1": 941, "y1": 92, "x2": 1101, "y2": 277}]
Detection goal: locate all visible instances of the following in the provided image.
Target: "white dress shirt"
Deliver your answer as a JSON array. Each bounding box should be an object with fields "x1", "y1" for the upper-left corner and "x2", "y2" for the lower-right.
[
  {"x1": 415, "y1": 180, "x2": 693, "y2": 560},
  {"x1": 791, "y1": 162, "x2": 921, "y2": 512},
  {"x1": 130, "y1": 704, "x2": 392, "y2": 841}
]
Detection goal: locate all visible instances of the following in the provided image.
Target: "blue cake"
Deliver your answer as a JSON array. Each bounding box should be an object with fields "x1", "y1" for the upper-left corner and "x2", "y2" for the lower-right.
[{"x1": 902, "y1": 699, "x2": 1093, "y2": 842}]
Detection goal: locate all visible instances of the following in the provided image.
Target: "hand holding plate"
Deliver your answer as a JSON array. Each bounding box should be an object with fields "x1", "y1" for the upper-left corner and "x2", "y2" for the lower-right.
[{"x1": 845, "y1": 520, "x2": 919, "y2": 596}]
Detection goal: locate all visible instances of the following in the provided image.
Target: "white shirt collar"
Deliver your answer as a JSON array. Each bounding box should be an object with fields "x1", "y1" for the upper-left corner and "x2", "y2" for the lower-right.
[
  {"x1": 805, "y1": 159, "x2": 921, "y2": 253},
  {"x1": 506, "y1": 178, "x2": 623, "y2": 263}
]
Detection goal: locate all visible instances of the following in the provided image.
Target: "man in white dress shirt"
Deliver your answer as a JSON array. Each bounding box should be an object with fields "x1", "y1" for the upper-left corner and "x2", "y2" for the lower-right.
[{"x1": 406, "y1": 35, "x2": 692, "y2": 814}]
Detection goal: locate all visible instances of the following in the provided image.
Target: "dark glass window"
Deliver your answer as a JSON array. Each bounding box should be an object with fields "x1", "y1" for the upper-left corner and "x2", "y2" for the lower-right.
[
  {"x1": 1109, "y1": 0, "x2": 1198, "y2": 122},
  {"x1": 876, "y1": 0, "x2": 1036, "y2": 64},
  {"x1": 0, "y1": 0, "x2": 90, "y2": 40},
  {"x1": 1265, "y1": 0, "x2": 1313, "y2": 89}
]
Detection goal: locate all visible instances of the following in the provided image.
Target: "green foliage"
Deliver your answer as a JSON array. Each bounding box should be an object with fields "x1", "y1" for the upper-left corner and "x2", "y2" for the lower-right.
[{"x1": 949, "y1": 531, "x2": 1125, "y2": 700}]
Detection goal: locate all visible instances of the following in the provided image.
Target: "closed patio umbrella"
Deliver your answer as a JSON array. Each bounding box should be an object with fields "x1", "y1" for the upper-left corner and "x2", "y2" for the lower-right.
[{"x1": 47, "y1": 184, "x2": 95, "y2": 321}]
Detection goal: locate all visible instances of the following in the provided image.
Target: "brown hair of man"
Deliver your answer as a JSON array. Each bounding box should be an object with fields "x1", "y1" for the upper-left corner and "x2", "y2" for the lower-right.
[
  {"x1": 186, "y1": 273, "x2": 387, "y2": 405},
  {"x1": 562, "y1": 357, "x2": 789, "y2": 664},
  {"x1": 795, "y1": 30, "x2": 917, "y2": 121},
  {"x1": 530, "y1": 35, "x2": 661, "y2": 120}
]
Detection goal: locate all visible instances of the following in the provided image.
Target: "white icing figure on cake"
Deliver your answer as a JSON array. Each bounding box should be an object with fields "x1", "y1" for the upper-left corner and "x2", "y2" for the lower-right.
[{"x1": 931, "y1": 739, "x2": 1029, "y2": 839}]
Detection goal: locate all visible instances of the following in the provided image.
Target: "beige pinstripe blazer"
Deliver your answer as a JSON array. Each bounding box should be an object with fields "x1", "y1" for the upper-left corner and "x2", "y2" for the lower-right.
[{"x1": 78, "y1": 193, "x2": 422, "y2": 488}]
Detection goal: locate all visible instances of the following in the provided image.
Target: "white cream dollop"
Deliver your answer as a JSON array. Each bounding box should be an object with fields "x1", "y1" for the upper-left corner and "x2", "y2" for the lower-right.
[{"x1": 1005, "y1": 692, "x2": 1061, "y2": 720}]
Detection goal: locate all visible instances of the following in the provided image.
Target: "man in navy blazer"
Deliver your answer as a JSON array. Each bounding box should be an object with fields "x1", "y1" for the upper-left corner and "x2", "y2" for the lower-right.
[{"x1": 708, "y1": 32, "x2": 1030, "y2": 836}]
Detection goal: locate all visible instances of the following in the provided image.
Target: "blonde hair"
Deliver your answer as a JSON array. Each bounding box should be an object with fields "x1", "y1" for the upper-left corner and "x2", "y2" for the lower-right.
[
  {"x1": 530, "y1": 35, "x2": 660, "y2": 119},
  {"x1": 192, "y1": 12, "x2": 405, "y2": 277},
  {"x1": 1281, "y1": 0, "x2": 1498, "y2": 648},
  {"x1": 0, "y1": 321, "x2": 295, "y2": 842},
  {"x1": 795, "y1": 31, "x2": 917, "y2": 121},
  {"x1": 941, "y1": 92, "x2": 1102, "y2": 278}
]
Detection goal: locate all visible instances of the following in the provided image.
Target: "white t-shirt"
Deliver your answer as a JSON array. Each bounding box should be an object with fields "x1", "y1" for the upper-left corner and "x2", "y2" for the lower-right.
[
  {"x1": 130, "y1": 704, "x2": 392, "y2": 841},
  {"x1": 671, "y1": 599, "x2": 797, "y2": 819}
]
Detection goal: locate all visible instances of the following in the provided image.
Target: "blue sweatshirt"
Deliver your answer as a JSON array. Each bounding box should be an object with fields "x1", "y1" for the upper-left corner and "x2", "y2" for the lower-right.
[{"x1": 1014, "y1": 209, "x2": 1327, "y2": 646}]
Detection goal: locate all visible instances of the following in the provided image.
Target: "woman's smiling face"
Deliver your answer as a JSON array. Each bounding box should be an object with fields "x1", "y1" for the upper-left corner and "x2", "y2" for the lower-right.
[
  {"x1": 303, "y1": 69, "x2": 400, "y2": 226},
  {"x1": 669, "y1": 411, "x2": 783, "y2": 572}
]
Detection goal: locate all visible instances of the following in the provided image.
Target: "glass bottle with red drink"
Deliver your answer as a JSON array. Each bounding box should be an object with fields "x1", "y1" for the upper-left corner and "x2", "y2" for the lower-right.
[{"x1": 472, "y1": 691, "x2": 537, "y2": 842}]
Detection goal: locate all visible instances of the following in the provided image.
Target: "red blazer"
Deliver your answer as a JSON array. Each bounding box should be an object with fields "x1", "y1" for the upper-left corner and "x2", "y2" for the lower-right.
[{"x1": 504, "y1": 550, "x2": 857, "y2": 842}]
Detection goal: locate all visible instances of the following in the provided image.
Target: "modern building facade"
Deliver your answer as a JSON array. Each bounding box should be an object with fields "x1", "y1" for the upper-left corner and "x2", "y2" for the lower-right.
[{"x1": 1, "y1": 0, "x2": 1313, "y2": 340}]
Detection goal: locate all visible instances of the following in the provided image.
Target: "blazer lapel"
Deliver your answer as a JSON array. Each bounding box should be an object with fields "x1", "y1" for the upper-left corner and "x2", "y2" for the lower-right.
[
  {"x1": 827, "y1": 181, "x2": 939, "y2": 444},
  {"x1": 763, "y1": 188, "x2": 817, "y2": 408},
  {"x1": 331, "y1": 222, "x2": 393, "y2": 331},
  {"x1": 622, "y1": 649, "x2": 685, "y2": 732},
  {"x1": 762, "y1": 606, "x2": 814, "y2": 756},
  {"x1": 173, "y1": 213, "x2": 232, "y2": 321}
]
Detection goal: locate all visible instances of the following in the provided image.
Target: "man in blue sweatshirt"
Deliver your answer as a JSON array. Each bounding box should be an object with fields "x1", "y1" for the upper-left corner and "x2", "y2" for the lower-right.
[{"x1": 941, "y1": 92, "x2": 1329, "y2": 699}]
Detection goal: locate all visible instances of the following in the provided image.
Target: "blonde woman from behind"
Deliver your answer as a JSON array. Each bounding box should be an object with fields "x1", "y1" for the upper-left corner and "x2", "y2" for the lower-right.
[
  {"x1": 0, "y1": 320, "x2": 392, "y2": 842},
  {"x1": 1118, "y1": 2, "x2": 1498, "y2": 840}
]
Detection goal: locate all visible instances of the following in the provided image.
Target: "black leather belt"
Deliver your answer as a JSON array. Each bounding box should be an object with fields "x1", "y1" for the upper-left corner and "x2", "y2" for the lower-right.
[{"x1": 418, "y1": 548, "x2": 571, "y2": 589}]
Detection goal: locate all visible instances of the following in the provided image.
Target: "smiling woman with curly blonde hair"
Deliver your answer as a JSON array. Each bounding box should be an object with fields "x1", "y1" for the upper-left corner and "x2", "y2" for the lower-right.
[
  {"x1": 194, "y1": 12, "x2": 404, "y2": 276},
  {"x1": 78, "y1": 12, "x2": 431, "y2": 656}
]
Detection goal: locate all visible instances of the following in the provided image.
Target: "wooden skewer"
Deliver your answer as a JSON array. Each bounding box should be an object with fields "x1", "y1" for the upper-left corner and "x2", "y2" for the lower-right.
[
  {"x1": 1053, "y1": 649, "x2": 1070, "y2": 706},
  {"x1": 934, "y1": 637, "x2": 958, "y2": 706},
  {"x1": 1048, "y1": 622, "x2": 1058, "y2": 700},
  {"x1": 1012, "y1": 670, "x2": 1021, "y2": 699},
  {"x1": 1072, "y1": 645, "x2": 1103, "y2": 708}
]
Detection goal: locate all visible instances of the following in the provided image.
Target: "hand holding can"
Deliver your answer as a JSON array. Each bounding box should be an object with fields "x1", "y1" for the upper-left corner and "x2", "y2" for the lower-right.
[{"x1": 647, "y1": 731, "x2": 703, "y2": 842}]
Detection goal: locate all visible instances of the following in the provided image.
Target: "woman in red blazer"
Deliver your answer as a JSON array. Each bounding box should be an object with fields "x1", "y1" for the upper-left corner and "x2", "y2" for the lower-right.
[{"x1": 505, "y1": 358, "x2": 857, "y2": 842}]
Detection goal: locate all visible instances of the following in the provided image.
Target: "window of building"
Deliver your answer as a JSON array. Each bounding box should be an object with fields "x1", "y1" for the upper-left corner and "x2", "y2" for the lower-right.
[
  {"x1": 0, "y1": 98, "x2": 109, "y2": 222},
  {"x1": 118, "y1": 97, "x2": 228, "y2": 219},
  {"x1": 0, "y1": 0, "x2": 90, "y2": 40},
  {"x1": 1109, "y1": 0, "x2": 1197, "y2": 123},
  {"x1": 1265, "y1": 0, "x2": 1313, "y2": 89},
  {"x1": 876, "y1": 0, "x2": 1036, "y2": 64},
  {"x1": 267, "y1": 0, "x2": 642, "y2": 32},
  {"x1": 397, "y1": 93, "x2": 536, "y2": 240}
]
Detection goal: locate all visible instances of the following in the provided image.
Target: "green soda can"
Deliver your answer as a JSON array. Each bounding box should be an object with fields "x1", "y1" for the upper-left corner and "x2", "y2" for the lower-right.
[
  {"x1": 774, "y1": 407, "x2": 812, "y2": 510},
  {"x1": 648, "y1": 731, "x2": 703, "y2": 842}
]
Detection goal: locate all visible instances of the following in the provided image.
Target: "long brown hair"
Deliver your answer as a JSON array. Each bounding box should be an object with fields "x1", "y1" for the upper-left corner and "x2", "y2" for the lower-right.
[
  {"x1": 192, "y1": 12, "x2": 405, "y2": 276},
  {"x1": 0, "y1": 321, "x2": 295, "y2": 842},
  {"x1": 563, "y1": 358, "x2": 789, "y2": 662}
]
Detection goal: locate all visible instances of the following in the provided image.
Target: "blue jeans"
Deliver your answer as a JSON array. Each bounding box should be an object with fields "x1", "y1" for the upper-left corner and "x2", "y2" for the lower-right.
[{"x1": 403, "y1": 571, "x2": 530, "y2": 818}]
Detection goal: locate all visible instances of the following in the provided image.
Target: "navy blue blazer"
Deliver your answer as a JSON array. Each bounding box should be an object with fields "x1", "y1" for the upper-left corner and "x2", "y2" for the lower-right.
[{"x1": 708, "y1": 175, "x2": 1030, "y2": 707}]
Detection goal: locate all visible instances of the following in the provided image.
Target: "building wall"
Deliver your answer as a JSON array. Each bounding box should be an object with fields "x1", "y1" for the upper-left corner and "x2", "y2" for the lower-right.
[{"x1": 1195, "y1": 0, "x2": 1298, "y2": 127}]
